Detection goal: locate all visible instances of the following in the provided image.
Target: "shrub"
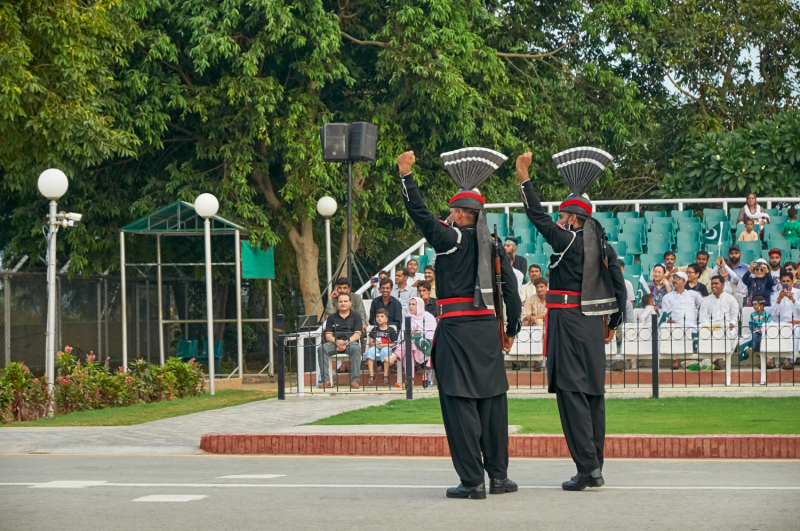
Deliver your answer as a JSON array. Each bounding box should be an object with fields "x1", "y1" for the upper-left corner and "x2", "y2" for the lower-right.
[{"x1": 0, "y1": 346, "x2": 205, "y2": 423}]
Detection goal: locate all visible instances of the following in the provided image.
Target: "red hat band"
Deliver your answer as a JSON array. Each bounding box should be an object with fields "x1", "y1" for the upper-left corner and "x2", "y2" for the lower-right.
[{"x1": 559, "y1": 198, "x2": 592, "y2": 215}]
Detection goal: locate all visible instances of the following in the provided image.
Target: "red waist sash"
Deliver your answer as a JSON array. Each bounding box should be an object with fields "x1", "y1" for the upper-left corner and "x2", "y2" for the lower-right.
[{"x1": 436, "y1": 297, "x2": 495, "y2": 319}]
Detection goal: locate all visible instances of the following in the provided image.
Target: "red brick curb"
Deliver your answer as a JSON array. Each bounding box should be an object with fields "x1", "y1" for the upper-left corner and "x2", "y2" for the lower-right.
[{"x1": 199, "y1": 433, "x2": 799, "y2": 459}]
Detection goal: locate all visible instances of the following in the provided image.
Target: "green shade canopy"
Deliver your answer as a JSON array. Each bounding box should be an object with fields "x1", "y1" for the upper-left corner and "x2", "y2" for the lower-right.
[{"x1": 120, "y1": 201, "x2": 247, "y2": 235}]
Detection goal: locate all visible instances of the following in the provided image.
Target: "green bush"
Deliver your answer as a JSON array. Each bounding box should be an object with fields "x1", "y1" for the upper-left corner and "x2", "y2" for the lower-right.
[{"x1": 0, "y1": 346, "x2": 204, "y2": 423}]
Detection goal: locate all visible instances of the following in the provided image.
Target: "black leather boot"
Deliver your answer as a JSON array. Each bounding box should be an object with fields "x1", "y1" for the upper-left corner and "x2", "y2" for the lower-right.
[
  {"x1": 489, "y1": 478, "x2": 518, "y2": 494},
  {"x1": 561, "y1": 470, "x2": 604, "y2": 491},
  {"x1": 446, "y1": 483, "x2": 486, "y2": 499}
]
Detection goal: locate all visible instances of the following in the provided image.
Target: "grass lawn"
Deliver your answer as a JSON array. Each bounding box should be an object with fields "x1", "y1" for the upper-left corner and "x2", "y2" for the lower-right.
[
  {"x1": 8, "y1": 390, "x2": 275, "y2": 428},
  {"x1": 309, "y1": 397, "x2": 800, "y2": 435}
]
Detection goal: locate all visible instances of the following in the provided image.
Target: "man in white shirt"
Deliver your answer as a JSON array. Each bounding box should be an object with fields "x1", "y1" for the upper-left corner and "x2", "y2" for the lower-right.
[
  {"x1": 769, "y1": 269, "x2": 800, "y2": 368},
  {"x1": 662, "y1": 272, "x2": 704, "y2": 326},
  {"x1": 661, "y1": 271, "x2": 704, "y2": 365},
  {"x1": 699, "y1": 275, "x2": 739, "y2": 329},
  {"x1": 391, "y1": 268, "x2": 418, "y2": 315},
  {"x1": 519, "y1": 264, "x2": 541, "y2": 303},
  {"x1": 709, "y1": 256, "x2": 747, "y2": 300}
]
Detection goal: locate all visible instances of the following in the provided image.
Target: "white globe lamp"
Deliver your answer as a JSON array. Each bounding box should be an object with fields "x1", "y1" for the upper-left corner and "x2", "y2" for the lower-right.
[
  {"x1": 38, "y1": 169, "x2": 69, "y2": 200},
  {"x1": 195, "y1": 193, "x2": 219, "y2": 218},
  {"x1": 317, "y1": 196, "x2": 337, "y2": 218}
]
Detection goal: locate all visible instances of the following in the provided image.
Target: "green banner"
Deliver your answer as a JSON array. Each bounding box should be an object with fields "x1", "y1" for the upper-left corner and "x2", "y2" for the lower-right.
[{"x1": 241, "y1": 241, "x2": 275, "y2": 279}]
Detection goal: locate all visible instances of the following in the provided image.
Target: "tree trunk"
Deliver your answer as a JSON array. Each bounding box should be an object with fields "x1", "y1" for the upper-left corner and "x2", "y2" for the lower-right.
[{"x1": 288, "y1": 220, "x2": 324, "y2": 316}]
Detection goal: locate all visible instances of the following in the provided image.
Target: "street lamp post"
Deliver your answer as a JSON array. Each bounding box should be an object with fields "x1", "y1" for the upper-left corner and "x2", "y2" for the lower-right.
[
  {"x1": 37, "y1": 169, "x2": 69, "y2": 416},
  {"x1": 195, "y1": 193, "x2": 219, "y2": 395},
  {"x1": 316, "y1": 196, "x2": 338, "y2": 296}
]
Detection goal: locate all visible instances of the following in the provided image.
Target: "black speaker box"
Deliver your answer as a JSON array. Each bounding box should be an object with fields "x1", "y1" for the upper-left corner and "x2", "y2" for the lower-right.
[
  {"x1": 303, "y1": 335, "x2": 318, "y2": 373},
  {"x1": 349, "y1": 122, "x2": 378, "y2": 161},
  {"x1": 320, "y1": 123, "x2": 350, "y2": 162}
]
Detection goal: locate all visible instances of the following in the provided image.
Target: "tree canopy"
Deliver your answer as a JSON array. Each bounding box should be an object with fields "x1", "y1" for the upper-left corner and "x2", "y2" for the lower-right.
[{"x1": 1, "y1": 0, "x2": 798, "y2": 319}]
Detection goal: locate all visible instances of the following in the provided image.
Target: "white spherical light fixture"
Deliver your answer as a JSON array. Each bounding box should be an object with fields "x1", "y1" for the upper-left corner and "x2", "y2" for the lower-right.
[
  {"x1": 37, "y1": 169, "x2": 69, "y2": 200},
  {"x1": 317, "y1": 196, "x2": 337, "y2": 218},
  {"x1": 194, "y1": 193, "x2": 219, "y2": 218}
]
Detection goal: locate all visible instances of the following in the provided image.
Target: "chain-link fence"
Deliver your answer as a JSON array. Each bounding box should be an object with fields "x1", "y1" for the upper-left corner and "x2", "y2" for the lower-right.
[{"x1": 0, "y1": 273, "x2": 274, "y2": 376}]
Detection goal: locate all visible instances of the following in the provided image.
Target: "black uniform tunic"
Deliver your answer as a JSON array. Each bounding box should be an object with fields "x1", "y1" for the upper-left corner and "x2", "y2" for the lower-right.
[
  {"x1": 520, "y1": 180, "x2": 625, "y2": 395},
  {"x1": 402, "y1": 173, "x2": 521, "y2": 398},
  {"x1": 511, "y1": 254, "x2": 528, "y2": 277}
]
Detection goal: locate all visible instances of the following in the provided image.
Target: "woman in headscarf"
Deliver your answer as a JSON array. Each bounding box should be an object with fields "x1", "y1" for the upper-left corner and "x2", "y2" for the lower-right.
[
  {"x1": 389, "y1": 297, "x2": 437, "y2": 386},
  {"x1": 736, "y1": 193, "x2": 770, "y2": 233}
]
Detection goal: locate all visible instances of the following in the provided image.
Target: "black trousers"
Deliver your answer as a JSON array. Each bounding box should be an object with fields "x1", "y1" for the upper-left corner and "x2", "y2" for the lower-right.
[
  {"x1": 439, "y1": 389, "x2": 509, "y2": 487},
  {"x1": 555, "y1": 386, "x2": 605, "y2": 474}
]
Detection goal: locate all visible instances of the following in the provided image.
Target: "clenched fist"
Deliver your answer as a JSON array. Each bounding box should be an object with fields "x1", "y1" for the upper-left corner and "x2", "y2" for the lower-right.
[
  {"x1": 397, "y1": 151, "x2": 415, "y2": 176},
  {"x1": 516, "y1": 152, "x2": 532, "y2": 183}
]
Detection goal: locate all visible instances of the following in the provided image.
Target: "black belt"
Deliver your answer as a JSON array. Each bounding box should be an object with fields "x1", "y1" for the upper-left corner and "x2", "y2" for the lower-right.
[{"x1": 545, "y1": 292, "x2": 581, "y2": 305}]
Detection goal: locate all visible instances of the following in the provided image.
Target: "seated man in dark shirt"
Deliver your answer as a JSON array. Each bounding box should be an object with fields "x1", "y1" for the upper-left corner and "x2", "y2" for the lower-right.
[
  {"x1": 416, "y1": 280, "x2": 438, "y2": 317},
  {"x1": 368, "y1": 278, "x2": 402, "y2": 329},
  {"x1": 318, "y1": 292, "x2": 362, "y2": 389}
]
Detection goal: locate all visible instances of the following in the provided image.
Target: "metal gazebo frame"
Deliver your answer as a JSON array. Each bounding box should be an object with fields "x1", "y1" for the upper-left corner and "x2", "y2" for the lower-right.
[{"x1": 118, "y1": 201, "x2": 274, "y2": 379}]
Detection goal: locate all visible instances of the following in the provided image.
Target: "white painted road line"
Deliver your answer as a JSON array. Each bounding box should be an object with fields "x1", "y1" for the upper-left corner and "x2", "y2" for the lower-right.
[
  {"x1": 2, "y1": 482, "x2": 799, "y2": 490},
  {"x1": 218, "y1": 474, "x2": 286, "y2": 479},
  {"x1": 133, "y1": 495, "x2": 208, "y2": 502},
  {"x1": 28, "y1": 481, "x2": 109, "y2": 489}
]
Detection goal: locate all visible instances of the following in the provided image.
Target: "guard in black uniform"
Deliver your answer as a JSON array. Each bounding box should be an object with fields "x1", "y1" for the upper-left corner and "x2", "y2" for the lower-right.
[
  {"x1": 515, "y1": 150, "x2": 626, "y2": 491},
  {"x1": 397, "y1": 150, "x2": 522, "y2": 500}
]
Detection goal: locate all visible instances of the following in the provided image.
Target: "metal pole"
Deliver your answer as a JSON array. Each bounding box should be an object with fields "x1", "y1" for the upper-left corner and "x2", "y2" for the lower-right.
[
  {"x1": 405, "y1": 315, "x2": 413, "y2": 399},
  {"x1": 5, "y1": 275, "x2": 11, "y2": 368},
  {"x1": 56, "y1": 276, "x2": 62, "y2": 353},
  {"x1": 145, "y1": 279, "x2": 151, "y2": 362},
  {"x1": 267, "y1": 279, "x2": 274, "y2": 376},
  {"x1": 325, "y1": 217, "x2": 332, "y2": 296},
  {"x1": 277, "y1": 335, "x2": 285, "y2": 400},
  {"x1": 156, "y1": 234, "x2": 165, "y2": 366},
  {"x1": 97, "y1": 280, "x2": 102, "y2": 359},
  {"x1": 46, "y1": 200, "x2": 57, "y2": 415},
  {"x1": 234, "y1": 230, "x2": 243, "y2": 379},
  {"x1": 184, "y1": 280, "x2": 189, "y2": 340},
  {"x1": 104, "y1": 279, "x2": 108, "y2": 360},
  {"x1": 120, "y1": 233, "x2": 128, "y2": 370},
  {"x1": 651, "y1": 313, "x2": 659, "y2": 399},
  {"x1": 135, "y1": 283, "x2": 140, "y2": 361},
  {"x1": 204, "y1": 219, "x2": 216, "y2": 394},
  {"x1": 347, "y1": 159, "x2": 353, "y2": 285}
]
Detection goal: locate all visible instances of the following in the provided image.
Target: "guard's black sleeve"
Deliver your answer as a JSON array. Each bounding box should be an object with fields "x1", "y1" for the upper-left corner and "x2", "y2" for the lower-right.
[
  {"x1": 401, "y1": 172, "x2": 459, "y2": 254},
  {"x1": 605, "y1": 243, "x2": 628, "y2": 329},
  {"x1": 520, "y1": 180, "x2": 573, "y2": 251},
  {"x1": 368, "y1": 300, "x2": 377, "y2": 326},
  {"x1": 497, "y1": 243, "x2": 523, "y2": 337}
]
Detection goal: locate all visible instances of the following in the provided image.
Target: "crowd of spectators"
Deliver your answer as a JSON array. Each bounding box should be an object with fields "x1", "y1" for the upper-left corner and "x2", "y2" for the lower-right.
[{"x1": 318, "y1": 199, "x2": 800, "y2": 387}]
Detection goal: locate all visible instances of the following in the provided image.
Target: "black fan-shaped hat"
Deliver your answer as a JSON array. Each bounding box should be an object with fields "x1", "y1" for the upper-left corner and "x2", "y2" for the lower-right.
[
  {"x1": 551, "y1": 147, "x2": 613, "y2": 197},
  {"x1": 441, "y1": 147, "x2": 507, "y2": 192}
]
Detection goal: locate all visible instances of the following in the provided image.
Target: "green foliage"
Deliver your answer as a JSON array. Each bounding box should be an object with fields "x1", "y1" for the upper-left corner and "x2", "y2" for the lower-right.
[
  {"x1": 661, "y1": 109, "x2": 800, "y2": 198},
  {"x1": 0, "y1": 362, "x2": 50, "y2": 422}
]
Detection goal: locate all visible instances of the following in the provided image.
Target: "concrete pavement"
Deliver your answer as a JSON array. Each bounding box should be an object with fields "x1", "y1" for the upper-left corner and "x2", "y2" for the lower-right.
[
  {"x1": 1, "y1": 455, "x2": 798, "y2": 530},
  {"x1": 0, "y1": 395, "x2": 393, "y2": 455}
]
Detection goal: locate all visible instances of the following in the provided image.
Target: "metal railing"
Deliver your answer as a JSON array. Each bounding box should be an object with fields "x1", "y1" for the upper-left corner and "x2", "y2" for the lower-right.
[{"x1": 275, "y1": 310, "x2": 800, "y2": 397}]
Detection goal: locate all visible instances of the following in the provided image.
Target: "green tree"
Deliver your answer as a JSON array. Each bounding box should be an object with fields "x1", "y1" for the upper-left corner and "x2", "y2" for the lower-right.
[
  {"x1": 0, "y1": 0, "x2": 146, "y2": 271},
  {"x1": 661, "y1": 109, "x2": 800, "y2": 198}
]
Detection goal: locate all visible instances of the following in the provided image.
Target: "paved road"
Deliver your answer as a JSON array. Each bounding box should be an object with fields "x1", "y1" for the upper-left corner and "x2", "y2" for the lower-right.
[
  {"x1": 0, "y1": 395, "x2": 393, "y2": 455},
  {"x1": 1, "y1": 455, "x2": 798, "y2": 531}
]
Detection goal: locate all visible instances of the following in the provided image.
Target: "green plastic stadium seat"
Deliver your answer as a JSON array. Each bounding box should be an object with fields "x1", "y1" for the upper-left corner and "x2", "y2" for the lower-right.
[
  {"x1": 617, "y1": 212, "x2": 639, "y2": 224},
  {"x1": 485, "y1": 213, "x2": 509, "y2": 236},
  {"x1": 516, "y1": 242, "x2": 537, "y2": 255},
  {"x1": 647, "y1": 241, "x2": 672, "y2": 256},
  {"x1": 594, "y1": 211, "x2": 613, "y2": 219},
  {"x1": 548, "y1": 212, "x2": 559, "y2": 222},
  {"x1": 763, "y1": 225, "x2": 785, "y2": 241},
  {"x1": 737, "y1": 240, "x2": 762, "y2": 260},
  {"x1": 770, "y1": 215, "x2": 788, "y2": 226},
  {"x1": 644, "y1": 211, "x2": 667, "y2": 221},
  {"x1": 542, "y1": 242, "x2": 553, "y2": 256},
  {"x1": 619, "y1": 233, "x2": 643, "y2": 255},
  {"x1": 792, "y1": 250, "x2": 800, "y2": 261},
  {"x1": 512, "y1": 213, "x2": 533, "y2": 233},
  {"x1": 739, "y1": 249, "x2": 758, "y2": 264},
  {"x1": 676, "y1": 240, "x2": 700, "y2": 254},
  {"x1": 671, "y1": 210, "x2": 694, "y2": 220},
  {"x1": 648, "y1": 231, "x2": 671, "y2": 244},
  {"x1": 623, "y1": 254, "x2": 635, "y2": 266},
  {"x1": 765, "y1": 208, "x2": 780, "y2": 218},
  {"x1": 626, "y1": 263, "x2": 642, "y2": 276},
  {"x1": 407, "y1": 254, "x2": 428, "y2": 269},
  {"x1": 513, "y1": 227, "x2": 535, "y2": 245},
  {"x1": 675, "y1": 252, "x2": 695, "y2": 265},
  {"x1": 609, "y1": 240, "x2": 627, "y2": 256},
  {"x1": 602, "y1": 226, "x2": 620, "y2": 241},
  {"x1": 639, "y1": 254, "x2": 662, "y2": 273}
]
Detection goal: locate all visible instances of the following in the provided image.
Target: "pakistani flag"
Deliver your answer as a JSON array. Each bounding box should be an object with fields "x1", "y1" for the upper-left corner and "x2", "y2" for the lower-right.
[
  {"x1": 635, "y1": 273, "x2": 650, "y2": 307},
  {"x1": 704, "y1": 221, "x2": 726, "y2": 254}
]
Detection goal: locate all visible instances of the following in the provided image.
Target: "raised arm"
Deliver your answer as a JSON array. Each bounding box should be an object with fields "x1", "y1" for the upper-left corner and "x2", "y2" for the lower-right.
[
  {"x1": 497, "y1": 242, "x2": 522, "y2": 337},
  {"x1": 515, "y1": 152, "x2": 573, "y2": 250},
  {"x1": 397, "y1": 151, "x2": 460, "y2": 254}
]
